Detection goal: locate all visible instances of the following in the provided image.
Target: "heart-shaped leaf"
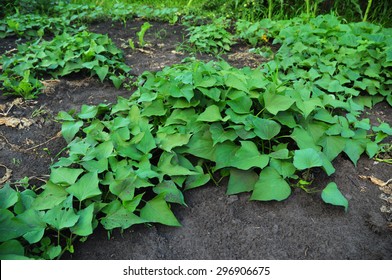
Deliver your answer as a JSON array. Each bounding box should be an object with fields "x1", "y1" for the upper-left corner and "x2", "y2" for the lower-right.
[
  {"x1": 250, "y1": 167, "x2": 291, "y2": 201},
  {"x1": 293, "y1": 148, "x2": 323, "y2": 170},
  {"x1": 321, "y1": 182, "x2": 348, "y2": 211}
]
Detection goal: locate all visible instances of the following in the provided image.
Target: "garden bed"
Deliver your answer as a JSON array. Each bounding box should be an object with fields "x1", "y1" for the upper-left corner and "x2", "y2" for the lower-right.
[{"x1": 1, "y1": 18, "x2": 391, "y2": 259}]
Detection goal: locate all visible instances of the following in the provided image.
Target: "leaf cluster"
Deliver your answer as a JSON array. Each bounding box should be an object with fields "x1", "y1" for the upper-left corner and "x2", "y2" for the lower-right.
[
  {"x1": 0, "y1": 31, "x2": 131, "y2": 98},
  {"x1": 186, "y1": 18, "x2": 235, "y2": 54},
  {"x1": 108, "y1": 2, "x2": 179, "y2": 25},
  {"x1": 272, "y1": 14, "x2": 392, "y2": 105},
  {"x1": 0, "y1": 12, "x2": 83, "y2": 40}
]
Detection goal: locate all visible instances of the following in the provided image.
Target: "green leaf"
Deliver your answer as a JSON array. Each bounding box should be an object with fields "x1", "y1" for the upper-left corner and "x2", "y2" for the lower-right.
[
  {"x1": 158, "y1": 152, "x2": 198, "y2": 176},
  {"x1": 227, "y1": 168, "x2": 258, "y2": 195},
  {"x1": 32, "y1": 181, "x2": 68, "y2": 210},
  {"x1": 82, "y1": 60, "x2": 99, "y2": 69},
  {"x1": 231, "y1": 141, "x2": 269, "y2": 170},
  {"x1": 61, "y1": 120, "x2": 83, "y2": 143},
  {"x1": 185, "y1": 130, "x2": 215, "y2": 161},
  {"x1": 264, "y1": 91, "x2": 295, "y2": 115},
  {"x1": 293, "y1": 148, "x2": 323, "y2": 170},
  {"x1": 0, "y1": 209, "x2": 30, "y2": 242},
  {"x1": 291, "y1": 127, "x2": 320, "y2": 150},
  {"x1": 198, "y1": 87, "x2": 221, "y2": 101},
  {"x1": 66, "y1": 172, "x2": 102, "y2": 202},
  {"x1": 78, "y1": 105, "x2": 99, "y2": 119},
  {"x1": 209, "y1": 123, "x2": 237, "y2": 146},
  {"x1": 250, "y1": 167, "x2": 291, "y2": 201},
  {"x1": 321, "y1": 182, "x2": 348, "y2": 211},
  {"x1": 136, "y1": 121, "x2": 156, "y2": 154},
  {"x1": 153, "y1": 180, "x2": 186, "y2": 206},
  {"x1": 94, "y1": 65, "x2": 109, "y2": 82},
  {"x1": 141, "y1": 99, "x2": 167, "y2": 117},
  {"x1": 0, "y1": 184, "x2": 18, "y2": 209},
  {"x1": 109, "y1": 177, "x2": 135, "y2": 202},
  {"x1": 196, "y1": 105, "x2": 223, "y2": 122},
  {"x1": 123, "y1": 193, "x2": 144, "y2": 212},
  {"x1": 71, "y1": 204, "x2": 95, "y2": 236},
  {"x1": 318, "y1": 151, "x2": 336, "y2": 176},
  {"x1": 373, "y1": 123, "x2": 392, "y2": 135},
  {"x1": 0, "y1": 240, "x2": 27, "y2": 260},
  {"x1": 43, "y1": 195, "x2": 80, "y2": 230},
  {"x1": 81, "y1": 158, "x2": 108, "y2": 173},
  {"x1": 319, "y1": 136, "x2": 347, "y2": 161},
  {"x1": 93, "y1": 141, "x2": 114, "y2": 160},
  {"x1": 157, "y1": 133, "x2": 191, "y2": 152},
  {"x1": 225, "y1": 73, "x2": 249, "y2": 92},
  {"x1": 110, "y1": 75, "x2": 123, "y2": 89},
  {"x1": 140, "y1": 194, "x2": 181, "y2": 226},
  {"x1": 269, "y1": 148, "x2": 290, "y2": 159},
  {"x1": 57, "y1": 111, "x2": 75, "y2": 121},
  {"x1": 213, "y1": 141, "x2": 239, "y2": 170},
  {"x1": 50, "y1": 168, "x2": 84, "y2": 185},
  {"x1": 45, "y1": 245, "x2": 62, "y2": 260},
  {"x1": 269, "y1": 158, "x2": 296, "y2": 178},
  {"x1": 16, "y1": 209, "x2": 46, "y2": 244},
  {"x1": 101, "y1": 205, "x2": 145, "y2": 230},
  {"x1": 252, "y1": 117, "x2": 281, "y2": 140},
  {"x1": 227, "y1": 95, "x2": 252, "y2": 114},
  {"x1": 13, "y1": 190, "x2": 36, "y2": 214},
  {"x1": 366, "y1": 142, "x2": 379, "y2": 158},
  {"x1": 343, "y1": 139, "x2": 365, "y2": 166},
  {"x1": 184, "y1": 166, "x2": 211, "y2": 190}
]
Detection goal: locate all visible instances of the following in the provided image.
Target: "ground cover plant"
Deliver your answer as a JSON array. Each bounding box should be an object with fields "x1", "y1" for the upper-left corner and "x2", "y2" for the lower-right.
[
  {"x1": 0, "y1": 31, "x2": 131, "y2": 99},
  {"x1": 0, "y1": 0, "x2": 391, "y2": 260},
  {"x1": 185, "y1": 18, "x2": 234, "y2": 54}
]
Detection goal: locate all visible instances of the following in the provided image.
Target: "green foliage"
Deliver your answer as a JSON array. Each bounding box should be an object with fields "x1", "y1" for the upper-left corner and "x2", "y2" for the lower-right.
[
  {"x1": 186, "y1": 18, "x2": 235, "y2": 54},
  {"x1": 0, "y1": 12, "x2": 84, "y2": 39},
  {"x1": 137, "y1": 22, "x2": 152, "y2": 47},
  {"x1": 5, "y1": 0, "x2": 70, "y2": 15},
  {"x1": 321, "y1": 182, "x2": 349, "y2": 211},
  {"x1": 0, "y1": 31, "x2": 131, "y2": 98},
  {"x1": 109, "y1": 2, "x2": 178, "y2": 25},
  {"x1": 1, "y1": 5, "x2": 391, "y2": 260}
]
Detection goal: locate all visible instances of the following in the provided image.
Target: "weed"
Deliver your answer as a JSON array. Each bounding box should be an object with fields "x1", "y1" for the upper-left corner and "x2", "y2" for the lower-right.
[
  {"x1": 137, "y1": 22, "x2": 152, "y2": 47},
  {"x1": 11, "y1": 158, "x2": 21, "y2": 166}
]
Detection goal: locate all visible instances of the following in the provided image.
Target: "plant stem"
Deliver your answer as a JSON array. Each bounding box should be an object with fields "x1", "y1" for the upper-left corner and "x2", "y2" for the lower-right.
[
  {"x1": 363, "y1": 0, "x2": 373, "y2": 22},
  {"x1": 187, "y1": 0, "x2": 194, "y2": 8},
  {"x1": 268, "y1": 0, "x2": 273, "y2": 19},
  {"x1": 305, "y1": 0, "x2": 310, "y2": 18}
]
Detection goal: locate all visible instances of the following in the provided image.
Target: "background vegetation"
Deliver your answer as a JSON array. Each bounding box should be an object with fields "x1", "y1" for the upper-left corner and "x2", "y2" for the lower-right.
[{"x1": 0, "y1": 0, "x2": 391, "y2": 26}]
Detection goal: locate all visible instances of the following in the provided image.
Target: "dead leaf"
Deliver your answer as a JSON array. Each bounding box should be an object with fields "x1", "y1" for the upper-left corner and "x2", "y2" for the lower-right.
[
  {"x1": 380, "y1": 205, "x2": 392, "y2": 213},
  {"x1": 0, "y1": 164, "x2": 12, "y2": 185},
  {"x1": 0, "y1": 98, "x2": 24, "y2": 116},
  {"x1": 359, "y1": 175, "x2": 387, "y2": 186},
  {"x1": 0, "y1": 117, "x2": 34, "y2": 129},
  {"x1": 40, "y1": 79, "x2": 60, "y2": 94},
  {"x1": 359, "y1": 175, "x2": 392, "y2": 196}
]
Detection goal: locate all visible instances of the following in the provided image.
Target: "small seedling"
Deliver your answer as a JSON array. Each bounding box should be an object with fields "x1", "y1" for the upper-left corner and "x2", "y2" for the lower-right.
[{"x1": 137, "y1": 22, "x2": 152, "y2": 47}]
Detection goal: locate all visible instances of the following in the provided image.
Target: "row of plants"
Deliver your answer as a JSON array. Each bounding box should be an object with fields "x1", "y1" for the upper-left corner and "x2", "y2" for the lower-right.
[
  {"x1": 0, "y1": 1, "x2": 178, "y2": 40},
  {"x1": 0, "y1": 31, "x2": 131, "y2": 99}
]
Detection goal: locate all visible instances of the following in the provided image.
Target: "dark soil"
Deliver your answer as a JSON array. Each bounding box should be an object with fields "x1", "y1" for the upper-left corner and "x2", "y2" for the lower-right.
[{"x1": 1, "y1": 19, "x2": 391, "y2": 260}]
